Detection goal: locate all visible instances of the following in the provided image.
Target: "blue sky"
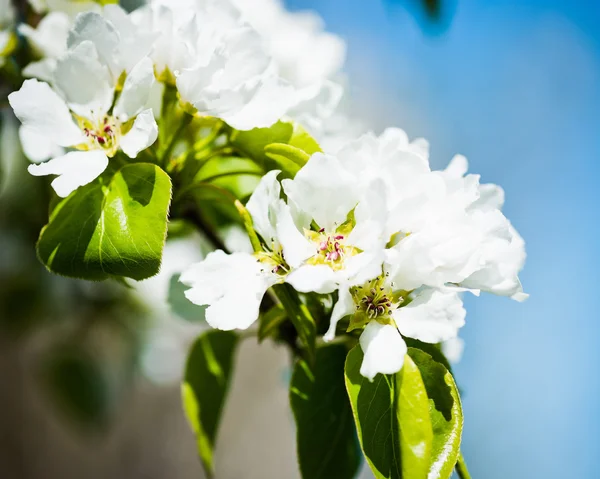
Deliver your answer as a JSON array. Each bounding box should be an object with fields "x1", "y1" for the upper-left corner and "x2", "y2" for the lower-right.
[{"x1": 286, "y1": 0, "x2": 600, "y2": 477}]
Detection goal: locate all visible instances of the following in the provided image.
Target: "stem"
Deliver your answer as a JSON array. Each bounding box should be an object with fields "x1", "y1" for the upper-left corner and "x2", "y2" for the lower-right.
[
  {"x1": 198, "y1": 170, "x2": 261, "y2": 183},
  {"x1": 456, "y1": 453, "x2": 472, "y2": 479},
  {"x1": 181, "y1": 206, "x2": 228, "y2": 253},
  {"x1": 160, "y1": 113, "x2": 193, "y2": 165},
  {"x1": 173, "y1": 181, "x2": 239, "y2": 205}
]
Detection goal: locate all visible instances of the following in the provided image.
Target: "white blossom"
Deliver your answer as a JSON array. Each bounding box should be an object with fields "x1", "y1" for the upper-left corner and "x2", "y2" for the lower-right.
[
  {"x1": 19, "y1": 12, "x2": 70, "y2": 82},
  {"x1": 134, "y1": 0, "x2": 345, "y2": 131},
  {"x1": 180, "y1": 160, "x2": 388, "y2": 330},
  {"x1": 316, "y1": 128, "x2": 526, "y2": 379},
  {"x1": 9, "y1": 45, "x2": 157, "y2": 197}
]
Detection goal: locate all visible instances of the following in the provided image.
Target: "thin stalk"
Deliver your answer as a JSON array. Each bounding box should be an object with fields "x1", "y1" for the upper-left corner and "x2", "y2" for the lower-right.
[
  {"x1": 181, "y1": 207, "x2": 228, "y2": 253},
  {"x1": 197, "y1": 170, "x2": 261, "y2": 183},
  {"x1": 160, "y1": 113, "x2": 193, "y2": 165},
  {"x1": 455, "y1": 453, "x2": 472, "y2": 479},
  {"x1": 173, "y1": 181, "x2": 239, "y2": 205}
]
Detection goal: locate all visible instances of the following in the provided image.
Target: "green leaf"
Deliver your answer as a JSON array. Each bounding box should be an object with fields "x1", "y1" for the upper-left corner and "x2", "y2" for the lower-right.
[
  {"x1": 229, "y1": 121, "x2": 294, "y2": 166},
  {"x1": 229, "y1": 121, "x2": 321, "y2": 174},
  {"x1": 405, "y1": 338, "x2": 453, "y2": 373},
  {"x1": 167, "y1": 273, "x2": 206, "y2": 322},
  {"x1": 407, "y1": 348, "x2": 463, "y2": 479},
  {"x1": 289, "y1": 123, "x2": 322, "y2": 155},
  {"x1": 37, "y1": 163, "x2": 172, "y2": 281},
  {"x1": 264, "y1": 143, "x2": 307, "y2": 177},
  {"x1": 344, "y1": 346, "x2": 433, "y2": 479},
  {"x1": 182, "y1": 330, "x2": 240, "y2": 478},
  {"x1": 257, "y1": 303, "x2": 286, "y2": 342},
  {"x1": 290, "y1": 344, "x2": 361, "y2": 479},
  {"x1": 42, "y1": 345, "x2": 110, "y2": 429}
]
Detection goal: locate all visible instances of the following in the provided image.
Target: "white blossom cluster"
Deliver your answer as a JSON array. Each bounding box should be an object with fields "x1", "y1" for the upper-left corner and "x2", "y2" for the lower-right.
[
  {"x1": 8, "y1": 0, "x2": 346, "y2": 197},
  {"x1": 181, "y1": 129, "x2": 527, "y2": 380},
  {"x1": 4, "y1": 0, "x2": 527, "y2": 382}
]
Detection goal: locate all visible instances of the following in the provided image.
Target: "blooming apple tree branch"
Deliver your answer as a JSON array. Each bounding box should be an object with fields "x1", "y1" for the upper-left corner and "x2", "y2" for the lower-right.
[{"x1": 0, "y1": 1, "x2": 527, "y2": 478}]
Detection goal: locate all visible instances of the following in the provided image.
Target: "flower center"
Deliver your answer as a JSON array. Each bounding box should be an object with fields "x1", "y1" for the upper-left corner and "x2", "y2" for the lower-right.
[
  {"x1": 347, "y1": 276, "x2": 403, "y2": 332},
  {"x1": 255, "y1": 244, "x2": 289, "y2": 276},
  {"x1": 305, "y1": 228, "x2": 359, "y2": 271},
  {"x1": 77, "y1": 115, "x2": 120, "y2": 157}
]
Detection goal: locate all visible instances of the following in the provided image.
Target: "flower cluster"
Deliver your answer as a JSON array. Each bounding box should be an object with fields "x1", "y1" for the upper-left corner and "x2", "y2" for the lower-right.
[
  {"x1": 181, "y1": 128, "x2": 527, "y2": 380},
  {"x1": 9, "y1": 0, "x2": 346, "y2": 197},
  {"x1": 2, "y1": 0, "x2": 527, "y2": 475}
]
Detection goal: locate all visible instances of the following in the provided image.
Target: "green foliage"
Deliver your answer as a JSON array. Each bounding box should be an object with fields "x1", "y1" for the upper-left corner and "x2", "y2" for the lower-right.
[
  {"x1": 41, "y1": 345, "x2": 111, "y2": 429},
  {"x1": 167, "y1": 273, "x2": 206, "y2": 322},
  {"x1": 182, "y1": 330, "x2": 240, "y2": 478},
  {"x1": 37, "y1": 163, "x2": 172, "y2": 281},
  {"x1": 257, "y1": 303, "x2": 286, "y2": 342},
  {"x1": 290, "y1": 344, "x2": 361, "y2": 479},
  {"x1": 272, "y1": 283, "x2": 316, "y2": 363},
  {"x1": 288, "y1": 123, "x2": 323, "y2": 156},
  {"x1": 229, "y1": 121, "x2": 294, "y2": 167},
  {"x1": 229, "y1": 120, "x2": 320, "y2": 176},
  {"x1": 345, "y1": 346, "x2": 433, "y2": 479},
  {"x1": 264, "y1": 143, "x2": 308, "y2": 177},
  {"x1": 408, "y1": 348, "x2": 463, "y2": 479}
]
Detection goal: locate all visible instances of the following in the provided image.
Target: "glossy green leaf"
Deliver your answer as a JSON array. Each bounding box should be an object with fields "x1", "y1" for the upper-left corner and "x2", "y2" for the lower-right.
[
  {"x1": 407, "y1": 348, "x2": 463, "y2": 479},
  {"x1": 167, "y1": 273, "x2": 206, "y2": 322},
  {"x1": 37, "y1": 163, "x2": 172, "y2": 281},
  {"x1": 345, "y1": 346, "x2": 433, "y2": 479},
  {"x1": 290, "y1": 344, "x2": 361, "y2": 479},
  {"x1": 230, "y1": 121, "x2": 294, "y2": 166},
  {"x1": 229, "y1": 121, "x2": 321, "y2": 173},
  {"x1": 272, "y1": 283, "x2": 316, "y2": 363},
  {"x1": 405, "y1": 338, "x2": 453, "y2": 373},
  {"x1": 182, "y1": 330, "x2": 240, "y2": 478},
  {"x1": 289, "y1": 123, "x2": 322, "y2": 155},
  {"x1": 257, "y1": 303, "x2": 286, "y2": 342},
  {"x1": 264, "y1": 143, "x2": 308, "y2": 177}
]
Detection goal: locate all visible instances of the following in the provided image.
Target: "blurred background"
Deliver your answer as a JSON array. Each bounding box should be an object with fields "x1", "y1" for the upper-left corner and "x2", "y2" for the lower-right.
[{"x1": 1, "y1": 0, "x2": 599, "y2": 478}]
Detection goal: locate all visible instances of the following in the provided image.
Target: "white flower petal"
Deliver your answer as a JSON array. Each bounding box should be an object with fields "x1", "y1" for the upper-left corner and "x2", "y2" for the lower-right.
[
  {"x1": 285, "y1": 264, "x2": 337, "y2": 294},
  {"x1": 342, "y1": 251, "x2": 384, "y2": 287},
  {"x1": 22, "y1": 59, "x2": 57, "y2": 83},
  {"x1": 282, "y1": 152, "x2": 359, "y2": 231},
  {"x1": 210, "y1": 74, "x2": 297, "y2": 131},
  {"x1": 180, "y1": 250, "x2": 276, "y2": 330},
  {"x1": 103, "y1": 5, "x2": 157, "y2": 74},
  {"x1": 324, "y1": 286, "x2": 354, "y2": 341},
  {"x1": 444, "y1": 154, "x2": 469, "y2": 178},
  {"x1": 274, "y1": 202, "x2": 314, "y2": 268},
  {"x1": 53, "y1": 41, "x2": 114, "y2": 119},
  {"x1": 19, "y1": 125, "x2": 64, "y2": 163},
  {"x1": 120, "y1": 109, "x2": 158, "y2": 158},
  {"x1": 113, "y1": 57, "x2": 155, "y2": 122},
  {"x1": 27, "y1": 150, "x2": 108, "y2": 197},
  {"x1": 246, "y1": 169, "x2": 281, "y2": 244},
  {"x1": 67, "y1": 12, "x2": 119, "y2": 76},
  {"x1": 441, "y1": 337, "x2": 464, "y2": 364},
  {"x1": 394, "y1": 289, "x2": 466, "y2": 344},
  {"x1": 359, "y1": 321, "x2": 407, "y2": 381},
  {"x1": 348, "y1": 179, "x2": 388, "y2": 251},
  {"x1": 8, "y1": 79, "x2": 83, "y2": 147},
  {"x1": 18, "y1": 11, "x2": 69, "y2": 58}
]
